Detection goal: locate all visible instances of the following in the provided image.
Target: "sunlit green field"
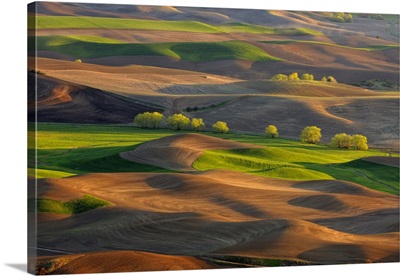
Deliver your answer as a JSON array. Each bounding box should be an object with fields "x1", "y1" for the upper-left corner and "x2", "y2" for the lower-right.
[
  {"x1": 29, "y1": 15, "x2": 323, "y2": 35},
  {"x1": 29, "y1": 36, "x2": 281, "y2": 61},
  {"x1": 29, "y1": 123, "x2": 399, "y2": 195}
]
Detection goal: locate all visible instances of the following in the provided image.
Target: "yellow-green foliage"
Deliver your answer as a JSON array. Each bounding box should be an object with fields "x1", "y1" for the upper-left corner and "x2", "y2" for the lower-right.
[
  {"x1": 271, "y1": 74, "x2": 289, "y2": 80},
  {"x1": 212, "y1": 121, "x2": 229, "y2": 133},
  {"x1": 265, "y1": 125, "x2": 279, "y2": 138},
  {"x1": 331, "y1": 133, "x2": 352, "y2": 148},
  {"x1": 271, "y1": 72, "x2": 315, "y2": 81},
  {"x1": 288, "y1": 72, "x2": 300, "y2": 80},
  {"x1": 301, "y1": 73, "x2": 314, "y2": 81},
  {"x1": 36, "y1": 195, "x2": 111, "y2": 214},
  {"x1": 167, "y1": 113, "x2": 191, "y2": 130},
  {"x1": 352, "y1": 134, "x2": 369, "y2": 151},
  {"x1": 191, "y1": 118, "x2": 205, "y2": 131},
  {"x1": 331, "y1": 133, "x2": 368, "y2": 150},
  {"x1": 134, "y1": 112, "x2": 164, "y2": 129},
  {"x1": 321, "y1": 76, "x2": 337, "y2": 83},
  {"x1": 300, "y1": 126, "x2": 322, "y2": 144},
  {"x1": 332, "y1": 12, "x2": 353, "y2": 23}
]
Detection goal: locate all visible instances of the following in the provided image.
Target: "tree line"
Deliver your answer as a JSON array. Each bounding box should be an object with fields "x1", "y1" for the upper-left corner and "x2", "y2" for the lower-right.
[
  {"x1": 134, "y1": 112, "x2": 368, "y2": 150},
  {"x1": 134, "y1": 111, "x2": 229, "y2": 133},
  {"x1": 266, "y1": 124, "x2": 368, "y2": 150},
  {"x1": 271, "y1": 72, "x2": 337, "y2": 83}
]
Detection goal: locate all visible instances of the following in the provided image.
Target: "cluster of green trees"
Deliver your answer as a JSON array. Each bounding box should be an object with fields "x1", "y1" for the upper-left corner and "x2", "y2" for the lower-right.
[
  {"x1": 134, "y1": 112, "x2": 229, "y2": 133},
  {"x1": 271, "y1": 72, "x2": 337, "y2": 83},
  {"x1": 331, "y1": 133, "x2": 368, "y2": 150},
  {"x1": 331, "y1": 12, "x2": 353, "y2": 23},
  {"x1": 133, "y1": 111, "x2": 164, "y2": 129},
  {"x1": 321, "y1": 76, "x2": 337, "y2": 83},
  {"x1": 265, "y1": 124, "x2": 368, "y2": 150},
  {"x1": 135, "y1": 112, "x2": 368, "y2": 150},
  {"x1": 271, "y1": 72, "x2": 311, "y2": 81}
]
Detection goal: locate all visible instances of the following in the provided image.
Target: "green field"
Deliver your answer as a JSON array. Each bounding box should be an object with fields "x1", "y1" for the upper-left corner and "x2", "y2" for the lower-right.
[
  {"x1": 28, "y1": 15, "x2": 323, "y2": 36},
  {"x1": 33, "y1": 195, "x2": 111, "y2": 215},
  {"x1": 30, "y1": 36, "x2": 281, "y2": 61},
  {"x1": 29, "y1": 123, "x2": 399, "y2": 195}
]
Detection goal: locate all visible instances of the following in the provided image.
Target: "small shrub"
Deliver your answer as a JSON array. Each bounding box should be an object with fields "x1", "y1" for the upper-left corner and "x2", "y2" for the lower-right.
[
  {"x1": 301, "y1": 73, "x2": 314, "y2": 81},
  {"x1": 327, "y1": 76, "x2": 337, "y2": 83},
  {"x1": 288, "y1": 72, "x2": 300, "y2": 81},
  {"x1": 271, "y1": 74, "x2": 288, "y2": 80},
  {"x1": 212, "y1": 121, "x2": 229, "y2": 133}
]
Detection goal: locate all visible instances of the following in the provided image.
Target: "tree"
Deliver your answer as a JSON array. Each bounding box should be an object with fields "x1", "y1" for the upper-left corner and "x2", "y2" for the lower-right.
[
  {"x1": 331, "y1": 133, "x2": 352, "y2": 148},
  {"x1": 288, "y1": 72, "x2": 300, "y2": 80},
  {"x1": 301, "y1": 73, "x2": 314, "y2": 81},
  {"x1": 134, "y1": 112, "x2": 164, "y2": 129},
  {"x1": 74, "y1": 59, "x2": 82, "y2": 63},
  {"x1": 149, "y1": 112, "x2": 164, "y2": 129},
  {"x1": 331, "y1": 12, "x2": 352, "y2": 23},
  {"x1": 166, "y1": 113, "x2": 190, "y2": 130},
  {"x1": 212, "y1": 121, "x2": 229, "y2": 133},
  {"x1": 321, "y1": 76, "x2": 328, "y2": 82},
  {"x1": 300, "y1": 126, "x2": 322, "y2": 144},
  {"x1": 134, "y1": 112, "x2": 150, "y2": 128},
  {"x1": 352, "y1": 134, "x2": 368, "y2": 150},
  {"x1": 271, "y1": 74, "x2": 288, "y2": 80},
  {"x1": 265, "y1": 125, "x2": 279, "y2": 138},
  {"x1": 191, "y1": 118, "x2": 205, "y2": 131},
  {"x1": 327, "y1": 76, "x2": 337, "y2": 83},
  {"x1": 344, "y1": 13, "x2": 353, "y2": 22}
]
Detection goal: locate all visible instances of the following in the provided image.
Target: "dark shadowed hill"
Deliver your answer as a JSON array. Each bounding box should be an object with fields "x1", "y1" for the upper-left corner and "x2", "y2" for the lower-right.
[{"x1": 28, "y1": 71, "x2": 162, "y2": 124}]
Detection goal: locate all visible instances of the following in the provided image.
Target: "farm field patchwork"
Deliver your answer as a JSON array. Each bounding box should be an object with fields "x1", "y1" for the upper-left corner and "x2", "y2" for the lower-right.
[{"x1": 28, "y1": 2, "x2": 399, "y2": 275}]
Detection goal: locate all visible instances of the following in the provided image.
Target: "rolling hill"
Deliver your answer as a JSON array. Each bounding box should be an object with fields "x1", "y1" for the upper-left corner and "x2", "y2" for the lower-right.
[
  {"x1": 28, "y1": 71, "x2": 162, "y2": 124},
  {"x1": 27, "y1": 3, "x2": 399, "y2": 274}
]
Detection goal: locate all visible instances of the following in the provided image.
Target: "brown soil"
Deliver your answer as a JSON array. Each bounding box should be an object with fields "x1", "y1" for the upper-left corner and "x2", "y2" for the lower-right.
[
  {"x1": 36, "y1": 250, "x2": 218, "y2": 274},
  {"x1": 35, "y1": 169, "x2": 399, "y2": 266},
  {"x1": 28, "y1": 71, "x2": 162, "y2": 124},
  {"x1": 30, "y1": 58, "x2": 399, "y2": 149}
]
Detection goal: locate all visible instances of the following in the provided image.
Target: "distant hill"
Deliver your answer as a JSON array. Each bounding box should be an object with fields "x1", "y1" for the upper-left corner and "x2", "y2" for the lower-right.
[{"x1": 28, "y1": 71, "x2": 162, "y2": 124}]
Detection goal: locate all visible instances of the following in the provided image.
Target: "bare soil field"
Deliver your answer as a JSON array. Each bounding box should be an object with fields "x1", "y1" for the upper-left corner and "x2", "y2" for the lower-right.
[
  {"x1": 36, "y1": 168, "x2": 399, "y2": 266},
  {"x1": 28, "y1": 71, "x2": 162, "y2": 123},
  {"x1": 30, "y1": 57, "x2": 399, "y2": 149},
  {"x1": 35, "y1": 250, "x2": 219, "y2": 274},
  {"x1": 363, "y1": 156, "x2": 400, "y2": 167}
]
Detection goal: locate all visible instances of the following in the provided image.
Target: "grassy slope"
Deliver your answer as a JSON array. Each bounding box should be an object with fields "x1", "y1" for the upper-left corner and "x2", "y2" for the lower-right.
[
  {"x1": 28, "y1": 123, "x2": 176, "y2": 178},
  {"x1": 30, "y1": 36, "x2": 281, "y2": 61},
  {"x1": 29, "y1": 123, "x2": 398, "y2": 195},
  {"x1": 194, "y1": 146, "x2": 398, "y2": 194},
  {"x1": 28, "y1": 15, "x2": 323, "y2": 35},
  {"x1": 31, "y1": 194, "x2": 111, "y2": 214}
]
